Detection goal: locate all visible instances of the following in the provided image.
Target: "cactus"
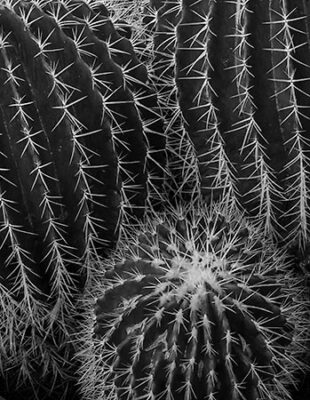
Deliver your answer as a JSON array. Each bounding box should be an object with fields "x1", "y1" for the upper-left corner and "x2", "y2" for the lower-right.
[
  {"x1": 104, "y1": 0, "x2": 201, "y2": 203},
  {"x1": 0, "y1": 0, "x2": 166, "y2": 397},
  {"x1": 79, "y1": 201, "x2": 309, "y2": 400},
  {"x1": 1, "y1": 0, "x2": 310, "y2": 398},
  {"x1": 118, "y1": 0, "x2": 310, "y2": 248}
]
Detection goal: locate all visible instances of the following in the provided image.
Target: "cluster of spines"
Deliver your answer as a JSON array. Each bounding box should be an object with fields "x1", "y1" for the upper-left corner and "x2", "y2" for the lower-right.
[
  {"x1": 126, "y1": 0, "x2": 310, "y2": 247},
  {"x1": 79, "y1": 201, "x2": 309, "y2": 400},
  {"x1": 0, "y1": 0, "x2": 166, "y2": 396}
]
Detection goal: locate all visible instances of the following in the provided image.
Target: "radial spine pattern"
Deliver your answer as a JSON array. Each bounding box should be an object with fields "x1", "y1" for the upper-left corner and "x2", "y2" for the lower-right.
[{"x1": 79, "y1": 201, "x2": 309, "y2": 400}]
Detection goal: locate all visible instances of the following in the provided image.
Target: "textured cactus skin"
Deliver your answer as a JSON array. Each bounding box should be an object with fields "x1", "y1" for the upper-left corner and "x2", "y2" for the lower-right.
[
  {"x1": 79, "y1": 202, "x2": 309, "y2": 400},
  {"x1": 135, "y1": 0, "x2": 310, "y2": 247},
  {"x1": 0, "y1": 0, "x2": 166, "y2": 397}
]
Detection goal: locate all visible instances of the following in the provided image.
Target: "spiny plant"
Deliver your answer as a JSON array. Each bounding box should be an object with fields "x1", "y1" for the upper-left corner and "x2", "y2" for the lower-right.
[
  {"x1": 104, "y1": 0, "x2": 202, "y2": 203},
  {"x1": 119, "y1": 0, "x2": 310, "y2": 248},
  {"x1": 78, "y1": 200, "x2": 309, "y2": 400},
  {"x1": 0, "y1": 0, "x2": 166, "y2": 397}
]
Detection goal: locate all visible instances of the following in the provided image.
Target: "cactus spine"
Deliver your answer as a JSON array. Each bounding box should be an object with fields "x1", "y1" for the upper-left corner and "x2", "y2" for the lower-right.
[
  {"x1": 79, "y1": 201, "x2": 309, "y2": 400},
  {"x1": 0, "y1": 0, "x2": 166, "y2": 397}
]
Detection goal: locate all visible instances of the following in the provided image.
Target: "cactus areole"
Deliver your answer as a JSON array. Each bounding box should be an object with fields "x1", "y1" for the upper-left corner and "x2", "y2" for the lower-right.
[{"x1": 82, "y1": 203, "x2": 308, "y2": 400}]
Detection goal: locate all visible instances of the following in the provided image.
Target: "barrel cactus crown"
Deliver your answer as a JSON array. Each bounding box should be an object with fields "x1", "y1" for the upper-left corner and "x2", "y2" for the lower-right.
[{"x1": 79, "y1": 201, "x2": 309, "y2": 400}]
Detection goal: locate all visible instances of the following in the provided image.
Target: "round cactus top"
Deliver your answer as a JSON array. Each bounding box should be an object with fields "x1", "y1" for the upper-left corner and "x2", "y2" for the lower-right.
[{"x1": 79, "y1": 201, "x2": 310, "y2": 400}]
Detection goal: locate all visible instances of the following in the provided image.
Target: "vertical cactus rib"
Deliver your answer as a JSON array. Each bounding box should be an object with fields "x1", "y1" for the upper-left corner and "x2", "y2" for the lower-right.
[
  {"x1": 266, "y1": 1, "x2": 310, "y2": 247},
  {"x1": 175, "y1": 0, "x2": 237, "y2": 203},
  {"x1": 224, "y1": 0, "x2": 279, "y2": 239},
  {"x1": 151, "y1": 0, "x2": 201, "y2": 202}
]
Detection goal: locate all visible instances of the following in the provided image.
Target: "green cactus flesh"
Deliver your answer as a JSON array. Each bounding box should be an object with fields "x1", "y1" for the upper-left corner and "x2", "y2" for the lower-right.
[{"x1": 80, "y1": 202, "x2": 309, "y2": 400}]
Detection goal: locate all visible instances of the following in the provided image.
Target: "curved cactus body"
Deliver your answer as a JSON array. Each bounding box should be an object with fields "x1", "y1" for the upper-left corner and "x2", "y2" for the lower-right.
[
  {"x1": 79, "y1": 202, "x2": 309, "y2": 400},
  {"x1": 137, "y1": 0, "x2": 310, "y2": 247},
  {"x1": 0, "y1": 0, "x2": 166, "y2": 397}
]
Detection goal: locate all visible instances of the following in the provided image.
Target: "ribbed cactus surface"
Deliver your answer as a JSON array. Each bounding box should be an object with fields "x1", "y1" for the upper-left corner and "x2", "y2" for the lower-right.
[
  {"x1": 79, "y1": 202, "x2": 309, "y2": 400},
  {"x1": 0, "y1": 0, "x2": 166, "y2": 397},
  {"x1": 0, "y1": 0, "x2": 166, "y2": 296},
  {"x1": 131, "y1": 0, "x2": 310, "y2": 247}
]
